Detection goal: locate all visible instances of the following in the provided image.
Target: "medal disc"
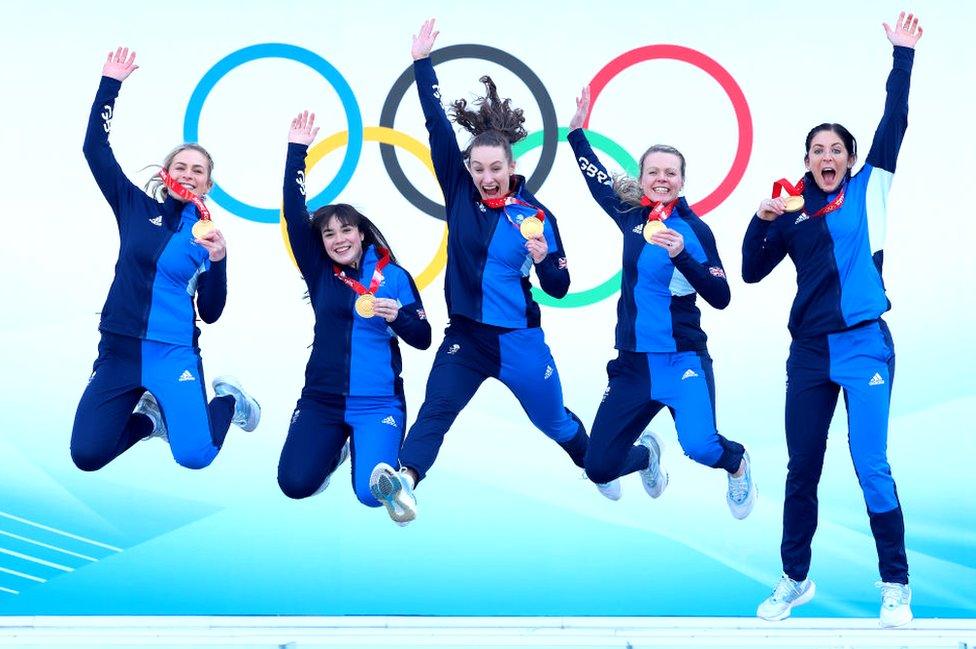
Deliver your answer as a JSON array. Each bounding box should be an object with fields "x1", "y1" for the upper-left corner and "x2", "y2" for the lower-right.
[
  {"x1": 191, "y1": 220, "x2": 215, "y2": 238},
  {"x1": 643, "y1": 219, "x2": 667, "y2": 243},
  {"x1": 784, "y1": 195, "x2": 805, "y2": 213},
  {"x1": 519, "y1": 216, "x2": 544, "y2": 239},
  {"x1": 355, "y1": 294, "x2": 376, "y2": 318}
]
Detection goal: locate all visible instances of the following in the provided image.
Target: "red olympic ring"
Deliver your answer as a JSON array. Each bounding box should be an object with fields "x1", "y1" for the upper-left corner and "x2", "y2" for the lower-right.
[{"x1": 584, "y1": 44, "x2": 753, "y2": 217}]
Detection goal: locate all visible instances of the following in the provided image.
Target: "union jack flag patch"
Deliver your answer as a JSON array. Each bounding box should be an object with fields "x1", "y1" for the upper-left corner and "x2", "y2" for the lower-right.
[{"x1": 708, "y1": 266, "x2": 726, "y2": 279}]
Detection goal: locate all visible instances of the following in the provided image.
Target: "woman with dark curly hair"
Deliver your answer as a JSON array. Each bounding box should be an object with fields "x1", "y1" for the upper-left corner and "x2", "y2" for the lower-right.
[{"x1": 368, "y1": 19, "x2": 592, "y2": 525}]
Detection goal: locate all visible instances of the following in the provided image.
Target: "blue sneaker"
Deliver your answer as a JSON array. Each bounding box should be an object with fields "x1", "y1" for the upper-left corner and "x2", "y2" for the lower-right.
[
  {"x1": 369, "y1": 463, "x2": 417, "y2": 525},
  {"x1": 212, "y1": 376, "x2": 261, "y2": 432},
  {"x1": 638, "y1": 430, "x2": 668, "y2": 498},
  {"x1": 757, "y1": 574, "x2": 815, "y2": 621},
  {"x1": 134, "y1": 391, "x2": 167, "y2": 442},
  {"x1": 727, "y1": 451, "x2": 757, "y2": 519},
  {"x1": 314, "y1": 439, "x2": 351, "y2": 495}
]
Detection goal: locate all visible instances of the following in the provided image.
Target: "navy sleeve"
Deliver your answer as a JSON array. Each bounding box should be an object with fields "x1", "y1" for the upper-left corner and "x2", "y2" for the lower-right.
[
  {"x1": 83, "y1": 76, "x2": 141, "y2": 222},
  {"x1": 866, "y1": 46, "x2": 914, "y2": 173},
  {"x1": 283, "y1": 143, "x2": 323, "y2": 281},
  {"x1": 531, "y1": 197, "x2": 570, "y2": 298},
  {"x1": 567, "y1": 127, "x2": 633, "y2": 230},
  {"x1": 196, "y1": 258, "x2": 227, "y2": 323},
  {"x1": 741, "y1": 215, "x2": 788, "y2": 283},
  {"x1": 388, "y1": 270, "x2": 432, "y2": 350},
  {"x1": 672, "y1": 220, "x2": 730, "y2": 310},
  {"x1": 413, "y1": 57, "x2": 468, "y2": 213}
]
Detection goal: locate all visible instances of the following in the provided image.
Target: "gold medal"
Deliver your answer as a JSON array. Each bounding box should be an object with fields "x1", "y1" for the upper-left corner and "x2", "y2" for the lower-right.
[
  {"x1": 519, "y1": 216, "x2": 543, "y2": 239},
  {"x1": 784, "y1": 195, "x2": 805, "y2": 213},
  {"x1": 355, "y1": 293, "x2": 376, "y2": 318},
  {"x1": 643, "y1": 219, "x2": 667, "y2": 243},
  {"x1": 192, "y1": 220, "x2": 215, "y2": 238}
]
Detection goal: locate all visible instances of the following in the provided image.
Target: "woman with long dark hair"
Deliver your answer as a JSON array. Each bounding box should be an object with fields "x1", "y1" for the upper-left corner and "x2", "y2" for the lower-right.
[
  {"x1": 743, "y1": 12, "x2": 922, "y2": 627},
  {"x1": 278, "y1": 111, "x2": 431, "y2": 505},
  {"x1": 368, "y1": 19, "x2": 591, "y2": 525}
]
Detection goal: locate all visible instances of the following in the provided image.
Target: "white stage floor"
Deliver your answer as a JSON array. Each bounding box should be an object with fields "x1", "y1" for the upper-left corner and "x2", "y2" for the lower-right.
[{"x1": 0, "y1": 616, "x2": 974, "y2": 648}]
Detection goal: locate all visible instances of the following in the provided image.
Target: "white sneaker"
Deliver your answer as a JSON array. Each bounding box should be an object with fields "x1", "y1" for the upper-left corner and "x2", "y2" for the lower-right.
[
  {"x1": 596, "y1": 479, "x2": 621, "y2": 501},
  {"x1": 638, "y1": 430, "x2": 668, "y2": 498},
  {"x1": 878, "y1": 581, "x2": 912, "y2": 628},
  {"x1": 313, "y1": 439, "x2": 351, "y2": 495},
  {"x1": 727, "y1": 451, "x2": 757, "y2": 519},
  {"x1": 134, "y1": 391, "x2": 168, "y2": 442},
  {"x1": 369, "y1": 463, "x2": 417, "y2": 525},
  {"x1": 212, "y1": 376, "x2": 261, "y2": 432},
  {"x1": 757, "y1": 574, "x2": 815, "y2": 621}
]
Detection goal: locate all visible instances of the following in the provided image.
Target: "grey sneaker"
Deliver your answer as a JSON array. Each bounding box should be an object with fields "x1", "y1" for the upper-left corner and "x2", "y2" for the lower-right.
[
  {"x1": 727, "y1": 451, "x2": 757, "y2": 519},
  {"x1": 212, "y1": 376, "x2": 261, "y2": 432},
  {"x1": 878, "y1": 581, "x2": 912, "y2": 628},
  {"x1": 596, "y1": 479, "x2": 621, "y2": 501},
  {"x1": 638, "y1": 430, "x2": 668, "y2": 498},
  {"x1": 757, "y1": 574, "x2": 815, "y2": 621},
  {"x1": 134, "y1": 391, "x2": 167, "y2": 442},
  {"x1": 314, "y1": 439, "x2": 351, "y2": 495},
  {"x1": 369, "y1": 462, "x2": 417, "y2": 525}
]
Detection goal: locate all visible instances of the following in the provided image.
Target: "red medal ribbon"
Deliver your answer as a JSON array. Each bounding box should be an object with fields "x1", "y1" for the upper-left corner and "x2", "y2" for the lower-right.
[
  {"x1": 158, "y1": 169, "x2": 211, "y2": 222},
  {"x1": 333, "y1": 247, "x2": 391, "y2": 296},
  {"x1": 482, "y1": 193, "x2": 546, "y2": 231},
  {"x1": 639, "y1": 196, "x2": 678, "y2": 224},
  {"x1": 773, "y1": 177, "x2": 846, "y2": 218}
]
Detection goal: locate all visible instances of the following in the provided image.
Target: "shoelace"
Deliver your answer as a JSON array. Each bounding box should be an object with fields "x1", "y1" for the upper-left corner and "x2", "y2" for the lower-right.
[
  {"x1": 728, "y1": 472, "x2": 750, "y2": 503},
  {"x1": 876, "y1": 581, "x2": 910, "y2": 607},
  {"x1": 771, "y1": 576, "x2": 801, "y2": 603}
]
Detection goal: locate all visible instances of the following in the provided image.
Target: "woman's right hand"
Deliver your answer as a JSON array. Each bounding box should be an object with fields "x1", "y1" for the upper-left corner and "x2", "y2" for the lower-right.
[
  {"x1": 757, "y1": 197, "x2": 787, "y2": 222},
  {"x1": 102, "y1": 46, "x2": 138, "y2": 82},
  {"x1": 412, "y1": 18, "x2": 439, "y2": 60},
  {"x1": 569, "y1": 86, "x2": 590, "y2": 131},
  {"x1": 289, "y1": 110, "x2": 319, "y2": 145}
]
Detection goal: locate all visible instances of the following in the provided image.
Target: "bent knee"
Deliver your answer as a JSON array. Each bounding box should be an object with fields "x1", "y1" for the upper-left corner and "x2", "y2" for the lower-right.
[{"x1": 70, "y1": 446, "x2": 110, "y2": 472}]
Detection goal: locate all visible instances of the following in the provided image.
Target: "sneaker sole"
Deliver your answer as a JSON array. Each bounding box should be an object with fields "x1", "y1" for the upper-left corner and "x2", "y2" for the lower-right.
[
  {"x1": 640, "y1": 431, "x2": 668, "y2": 499},
  {"x1": 369, "y1": 466, "x2": 416, "y2": 524},
  {"x1": 758, "y1": 581, "x2": 816, "y2": 621}
]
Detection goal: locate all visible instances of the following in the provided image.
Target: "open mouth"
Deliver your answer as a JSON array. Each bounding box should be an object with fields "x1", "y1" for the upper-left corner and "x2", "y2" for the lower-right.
[
  {"x1": 821, "y1": 168, "x2": 837, "y2": 185},
  {"x1": 481, "y1": 183, "x2": 501, "y2": 197},
  {"x1": 334, "y1": 244, "x2": 351, "y2": 255}
]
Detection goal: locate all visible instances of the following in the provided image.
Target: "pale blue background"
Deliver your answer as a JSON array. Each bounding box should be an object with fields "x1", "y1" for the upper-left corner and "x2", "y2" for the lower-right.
[{"x1": 0, "y1": 0, "x2": 973, "y2": 616}]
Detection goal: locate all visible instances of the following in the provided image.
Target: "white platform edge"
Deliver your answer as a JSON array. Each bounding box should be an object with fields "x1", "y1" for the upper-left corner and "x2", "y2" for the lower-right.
[{"x1": 0, "y1": 616, "x2": 974, "y2": 647}]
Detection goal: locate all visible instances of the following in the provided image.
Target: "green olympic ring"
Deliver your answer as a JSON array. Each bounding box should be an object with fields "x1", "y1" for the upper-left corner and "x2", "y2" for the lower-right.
[{"x1": 513, "y1": 127, "x2": 638, "y2": 308}]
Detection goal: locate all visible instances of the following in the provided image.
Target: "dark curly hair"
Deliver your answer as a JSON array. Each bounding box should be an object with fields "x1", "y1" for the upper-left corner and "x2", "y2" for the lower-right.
[{"x1": 449, "y1": 75, "x2": 527, "y2": 163}]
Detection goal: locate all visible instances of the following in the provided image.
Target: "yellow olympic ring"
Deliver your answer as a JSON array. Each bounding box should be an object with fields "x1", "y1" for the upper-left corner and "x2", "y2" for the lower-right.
[{"x1": 280, "y1": 126, "x2": 448, "y2": 290}]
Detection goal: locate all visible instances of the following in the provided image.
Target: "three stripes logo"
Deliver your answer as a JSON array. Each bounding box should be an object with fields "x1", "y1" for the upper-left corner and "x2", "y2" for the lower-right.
[{"x1": 177, "y1": 370, "x2": 196, "y2": 382}]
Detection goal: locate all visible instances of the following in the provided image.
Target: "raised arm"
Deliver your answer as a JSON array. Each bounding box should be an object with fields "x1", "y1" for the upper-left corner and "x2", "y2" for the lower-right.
[
  {"x1": 83, "y1": 47, "x2": 141, "y2": 216},
  {"x1": 411, "y1": 19, "x2": 467, "y2": 208},
  {"x1": 567, "y1": 87, "x2": 634, "y2": 228},
  {"x1": 867, "y1": 11, "x2": 922, "y2": 172},
  {"x1": 282, "y1": 110, "x2": 325, "y2": 277}
]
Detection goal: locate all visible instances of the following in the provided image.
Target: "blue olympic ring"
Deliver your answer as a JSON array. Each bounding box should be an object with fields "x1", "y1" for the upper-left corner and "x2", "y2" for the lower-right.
[{"x1": 183, "y1": 43, "x2": 363, "y2": 223}]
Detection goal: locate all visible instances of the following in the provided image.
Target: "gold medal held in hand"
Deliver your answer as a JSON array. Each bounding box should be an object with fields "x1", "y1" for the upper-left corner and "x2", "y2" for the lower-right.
[
  {"x1": 783, "y1": 195, "x2": 805, "y2": 213},
  {"x1": 192, "y1": 220, "x2": 215, "y2": 238},
  {"x1": 355, "y1": 293, "x2": 376, "y2": 318},
  {"x1": 643, "y1": 219, "x2": 667, "y2": 243},
  {"x1": 519, "y1": 216, "x2": 543, "y2": 239}
]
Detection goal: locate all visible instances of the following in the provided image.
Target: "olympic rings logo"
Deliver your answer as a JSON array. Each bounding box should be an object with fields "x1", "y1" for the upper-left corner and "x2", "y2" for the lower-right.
[{"x1": 183, "y1": 42, "x2": 752, "y2": 306}]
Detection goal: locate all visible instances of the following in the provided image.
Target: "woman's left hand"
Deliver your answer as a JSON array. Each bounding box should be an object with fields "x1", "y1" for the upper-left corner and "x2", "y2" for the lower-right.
[
  {"x1": 650, "y1": 228, "x2": 684, "y2": 258},
  {"x1": 526, "y1": 234, "x2": 548, "y2": 263},
  {"x1": 884, "y1": 11, "x2": 923, "y2": 48},
  {"x1": 195, "y1": 228, "x2": 226, "y2": 262},
  {"x1": 372, "y1": 297, "x2": 400, "y2": 323}
]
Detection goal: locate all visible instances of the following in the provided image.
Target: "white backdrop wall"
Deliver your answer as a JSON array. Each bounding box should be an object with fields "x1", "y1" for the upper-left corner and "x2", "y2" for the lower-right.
[{"x1": 0, "y1": 0, "x2": 973, "y2": 616}]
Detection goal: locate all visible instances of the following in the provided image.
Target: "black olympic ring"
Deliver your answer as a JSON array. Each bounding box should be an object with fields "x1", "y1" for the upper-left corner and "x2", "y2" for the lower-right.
[{"x1": 379, "y1": 44, "x2": 559, "y2": 222}]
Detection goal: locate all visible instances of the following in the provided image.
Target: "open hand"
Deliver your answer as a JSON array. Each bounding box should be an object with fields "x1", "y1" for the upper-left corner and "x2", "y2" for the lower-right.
[{"x1": 103, "y1": 46, "x2": 139, "y2": 81}]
